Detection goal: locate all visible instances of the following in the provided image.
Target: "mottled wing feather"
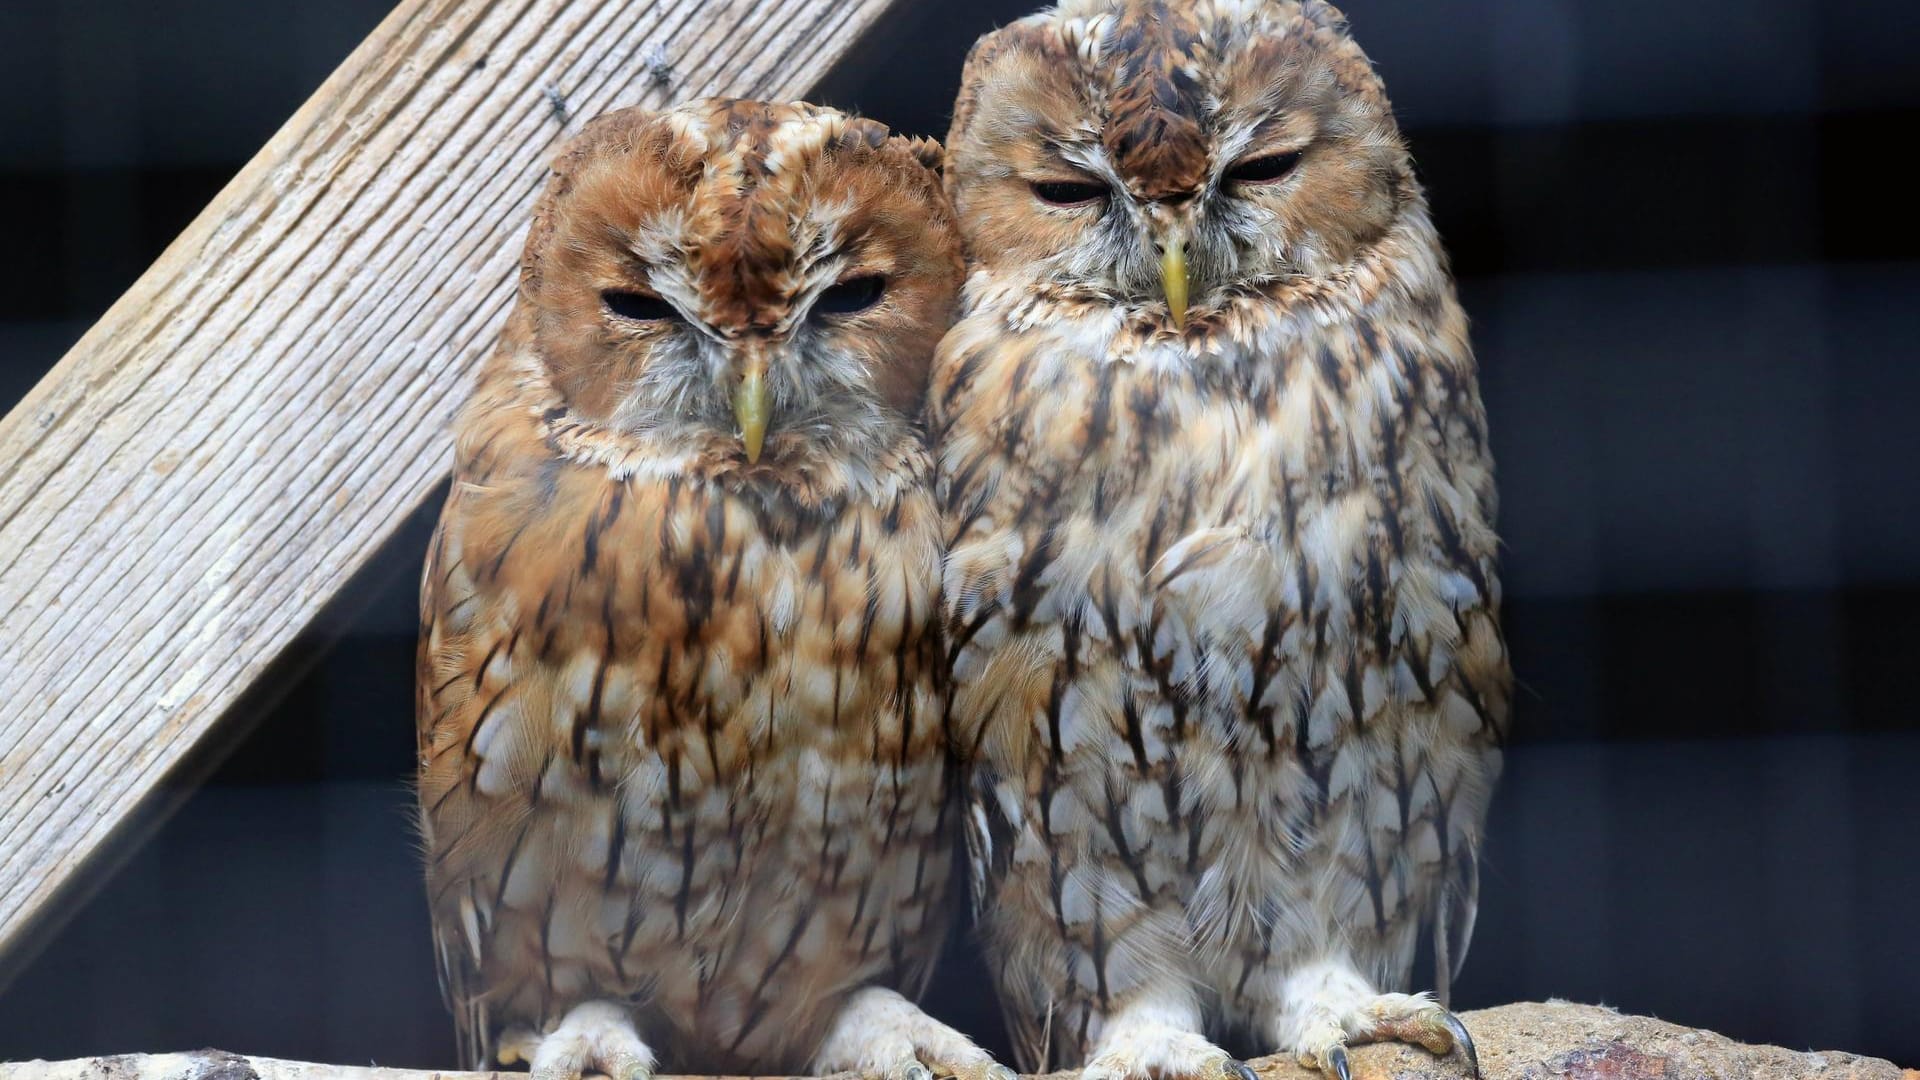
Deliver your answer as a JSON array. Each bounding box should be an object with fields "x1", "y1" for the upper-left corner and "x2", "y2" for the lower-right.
[
  {"x1": 418, "y1": 469, "x2": 521, "y2": 1070},
  {"x1": 960, "y1": 761, "x2": 1055, "y2": 1070}
]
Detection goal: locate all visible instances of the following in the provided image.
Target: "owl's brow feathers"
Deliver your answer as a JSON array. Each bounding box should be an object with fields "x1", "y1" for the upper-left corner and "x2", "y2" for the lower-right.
[
  {"x1": 971, "y1": 0, "x2": 1390, "y2": 130},
  {"x1": 603, "y1": 100, "x2": 945, "y2": 334}
]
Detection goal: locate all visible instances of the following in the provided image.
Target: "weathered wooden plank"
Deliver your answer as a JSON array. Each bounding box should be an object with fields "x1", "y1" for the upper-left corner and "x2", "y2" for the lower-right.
[{"x1": 0, "y1": 0, "x2": 903, "y2": 974}]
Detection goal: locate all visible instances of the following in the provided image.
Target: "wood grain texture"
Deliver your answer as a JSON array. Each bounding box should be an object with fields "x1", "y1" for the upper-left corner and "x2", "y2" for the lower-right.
[
  {"x1": 0, "y1": 0, "x2": 902, "y2": 976},
  {"x1": 0, "y1": 1004, "x2": 1910, "y2": 1079}
]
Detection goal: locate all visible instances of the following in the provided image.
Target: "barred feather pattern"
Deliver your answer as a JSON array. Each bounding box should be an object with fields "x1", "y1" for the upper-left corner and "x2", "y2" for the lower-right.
[{"x1": 935, "y1": 1, "x2": 1511, "y2": 1071}]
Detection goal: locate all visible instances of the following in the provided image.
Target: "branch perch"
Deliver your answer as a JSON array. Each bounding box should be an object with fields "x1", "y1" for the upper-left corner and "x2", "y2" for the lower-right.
[{"x1": 2, "y1": 1004, "x2": 1911, "y2": 1080}]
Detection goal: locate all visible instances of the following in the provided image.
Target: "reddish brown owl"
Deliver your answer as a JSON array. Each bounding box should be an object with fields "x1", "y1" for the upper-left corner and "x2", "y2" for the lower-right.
[
  {"x1": 934, "y1": 3, "x2": 1510, "y2": 1079},
  {"x1": 417, "y1": 99, "x2": 1003, "y2": 1080}
]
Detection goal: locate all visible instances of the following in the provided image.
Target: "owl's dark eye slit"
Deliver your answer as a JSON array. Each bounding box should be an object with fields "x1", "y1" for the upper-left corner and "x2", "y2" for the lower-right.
[
  {"x1": 602, "y1": 290, "x2": 682, "y2": 322},
  {"x1": 1226, "y1": 151, "x2": 1303, "y2": 184},
  {"x1": 1031, "y1": 179, "x2": 1109, "y2": 206},
  {"x1": 812, "y1": 275, "x2": 887, "y2": 318}
]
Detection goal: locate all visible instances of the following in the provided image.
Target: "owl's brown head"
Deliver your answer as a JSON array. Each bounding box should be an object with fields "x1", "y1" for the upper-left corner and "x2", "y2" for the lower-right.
[
  {"x1": 945, "y1": 0, "x2": 1413, "y2": 329},
  {"x1": 519, "y1": 99, "x2": 960, "y2": 470}
]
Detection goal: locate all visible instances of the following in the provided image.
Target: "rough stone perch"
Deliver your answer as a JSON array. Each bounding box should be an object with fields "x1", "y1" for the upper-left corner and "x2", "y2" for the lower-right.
[{"x1": 1, "y1": 1003, "x2": 1911, "y2": 1080}]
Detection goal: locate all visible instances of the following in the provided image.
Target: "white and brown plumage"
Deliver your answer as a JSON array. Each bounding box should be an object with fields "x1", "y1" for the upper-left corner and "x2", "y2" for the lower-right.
[
  {"x1": 934, "y1": 3, "x2": 1509, "y2": 1079},
  {"x1": 417, "y1": 99, "x2": 1004, "y2": 1080}
]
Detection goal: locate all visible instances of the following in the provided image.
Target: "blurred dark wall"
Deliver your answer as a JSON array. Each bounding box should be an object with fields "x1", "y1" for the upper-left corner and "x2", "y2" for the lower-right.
[{"x1": 2, "y1": 0, "x2": 1916, "y2": 1069}]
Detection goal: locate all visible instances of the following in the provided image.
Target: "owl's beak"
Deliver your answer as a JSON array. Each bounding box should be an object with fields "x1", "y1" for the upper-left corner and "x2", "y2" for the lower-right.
[
  {"x1": 732, "y1": 354, "x2": 769, "y2": 464},
  {"x1": 1159, "y1": 233, "x2": 1189, "y2": 330}
]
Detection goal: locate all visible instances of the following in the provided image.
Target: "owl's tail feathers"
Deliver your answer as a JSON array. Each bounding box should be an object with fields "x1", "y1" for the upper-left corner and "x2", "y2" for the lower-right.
[
  {"x1": 1433, "y1": 840, "x2": 1484, "y2": 1008},
  {"x1": 430, "y1": 908, "x2": 493, "y2": 1072}
]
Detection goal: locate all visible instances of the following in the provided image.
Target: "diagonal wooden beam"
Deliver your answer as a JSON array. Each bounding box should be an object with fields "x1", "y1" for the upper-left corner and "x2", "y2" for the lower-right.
[{"x1": 0, "y1": 0, "x2": 908, "y2": 978}]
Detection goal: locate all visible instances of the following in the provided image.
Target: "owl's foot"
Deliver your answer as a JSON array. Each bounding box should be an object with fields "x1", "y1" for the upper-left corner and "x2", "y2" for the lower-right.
[
  {"x1": 1275, "y1": 964, "x2": 1476, "y2": 1080},
  {"x1": 1292, "y1": 994, "x2": 1476, "y2": 1080},
  {"x1": 1082, "y1": 1006, "x2": 1257, "y2": 1080},
  {"x1": 523, "y1": 1000, "x2": 655, "y2": 1080},
  {"x1": 813, "y1": 986, "x2": 1013, "y2": 1080}
]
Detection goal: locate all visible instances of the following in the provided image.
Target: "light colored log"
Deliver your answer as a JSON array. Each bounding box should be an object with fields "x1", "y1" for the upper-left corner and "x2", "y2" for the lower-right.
[
  {"x1": 0, "y1": 1004, "x2": 1911, "y2": 1080},
  {"x1": 0, "y1": 0, "x2": 904, "y2": 977}
]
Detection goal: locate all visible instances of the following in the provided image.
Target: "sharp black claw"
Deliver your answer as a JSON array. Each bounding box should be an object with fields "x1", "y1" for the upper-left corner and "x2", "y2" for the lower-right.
[
  {"x1": 1327, "y1": 1045, "x2": 1350, "y2": 1080},
  {"x1": 1229, "y1": 1059, "x2": 1259, "y2": 1080},
  {"x1": 1440, "y1": 1012, "x2": 1480, "y2": 1079}
]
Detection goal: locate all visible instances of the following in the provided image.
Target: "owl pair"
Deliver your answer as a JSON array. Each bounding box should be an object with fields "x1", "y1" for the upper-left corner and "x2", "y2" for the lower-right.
[{"x1": 417, "y1": 4, "x2": 1508, "y2": 1080}]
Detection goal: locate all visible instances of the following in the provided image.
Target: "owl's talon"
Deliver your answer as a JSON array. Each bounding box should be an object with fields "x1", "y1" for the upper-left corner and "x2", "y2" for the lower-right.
[
  {"x1": 942, "y1": 1062, "x2": 1015, "y2": 1080},
  {"x1": 610, "y1": 1055, "x2": 653, "y2": 1080},
  {"x1": 496, "y1": 1028, "x2": 538, "y2": 1068},
  {"x1": 1369, "y1": 998, "x2": 1475, "y2": 1070},
  {"x1": 1438, "y1": 1012, "x2": 1479, "y2": 1078},
  {"x1": 1228, "y1": 1059, "x2": 1259, "y2": 1080},
  {"x1": 1325, "y1": 1045, "x2": 1350, "y2": 1080},
  {"x1": 1283, "y1": 979, "x2": 1479, "y2": 1079},
  {"x1": 530, "y1": 1055, "x2": 652, "y2": 1080},
  {"x1": 887, "y1": 1061, "x2": 934, "y2": 1080}
]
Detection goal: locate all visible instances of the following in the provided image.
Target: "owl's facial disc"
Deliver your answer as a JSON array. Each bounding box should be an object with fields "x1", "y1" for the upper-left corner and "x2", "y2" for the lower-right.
[
  {"x1": 946, "y1": 0, "x2": 1413, "y2": 328},
  {"x1": 523, "y1": 100, "x2": 960, "y2": 471}
]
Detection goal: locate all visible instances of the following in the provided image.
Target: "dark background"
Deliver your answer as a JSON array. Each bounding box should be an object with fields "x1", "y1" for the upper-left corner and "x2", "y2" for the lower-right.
[{"x1": 2, "y1": 0, "x2": 1917, "y2": 1069}]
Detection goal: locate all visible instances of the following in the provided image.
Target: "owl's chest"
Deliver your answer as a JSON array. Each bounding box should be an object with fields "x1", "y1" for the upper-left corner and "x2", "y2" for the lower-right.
[
  {"x1": 995, "y1": 353, "x2": 1376, "y2": 588},
  {"x1": 471, "y1": 466, "x2": 945, "y2": 785},
  {"x1": 990, "y1": 351, "x2": 1234, "y2": 488},
  {"x1": 947, "y1": 336, "x2": 1425, "y2": 729}
]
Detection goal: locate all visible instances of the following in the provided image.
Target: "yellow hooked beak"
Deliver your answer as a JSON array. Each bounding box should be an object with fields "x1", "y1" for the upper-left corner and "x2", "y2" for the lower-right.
[
  {"x1": 1158, "y1": 231, "x2": 1189, "y2": 330},
  {"x1": 732, "y1": 354, "x2": 769, "y2": 464}
]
